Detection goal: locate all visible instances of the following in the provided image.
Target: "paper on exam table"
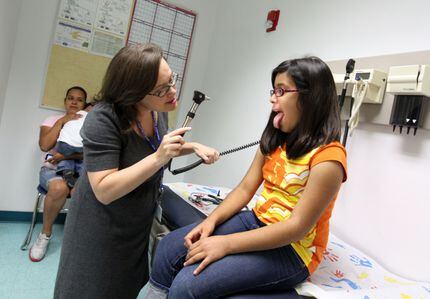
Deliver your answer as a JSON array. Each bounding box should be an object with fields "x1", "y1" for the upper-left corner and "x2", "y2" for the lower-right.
[
  {"x1": 295, "y1": 234, "x2": 430, "y2": 299},
  {"x1": 163, "y1": 182, "x2": 259, "y2": 216}
]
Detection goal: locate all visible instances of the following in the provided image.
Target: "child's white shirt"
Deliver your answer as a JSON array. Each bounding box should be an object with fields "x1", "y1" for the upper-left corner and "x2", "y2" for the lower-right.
[{"x1": 57, "y1": 110, "x2": 88, "y2": 147}]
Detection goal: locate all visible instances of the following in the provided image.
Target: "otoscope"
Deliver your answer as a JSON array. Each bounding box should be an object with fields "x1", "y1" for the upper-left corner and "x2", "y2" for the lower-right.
[
  {"x1": 181, "y1": 90, "x2": 210, "y2": 128},
  {"x1": 168, "y1": 90, "x2": 210, "y2": 173},
  {"x1": 338, "y1": 59, "x2": 355, "y2": 109},
  {"x1": 339, "y1": 59, "x2": 355, "y2": 147}
]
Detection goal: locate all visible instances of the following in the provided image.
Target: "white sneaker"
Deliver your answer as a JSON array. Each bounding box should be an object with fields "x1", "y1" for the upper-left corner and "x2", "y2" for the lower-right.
[{"x1": 29, "y1": 233, "x2": 51, "y2": 262}]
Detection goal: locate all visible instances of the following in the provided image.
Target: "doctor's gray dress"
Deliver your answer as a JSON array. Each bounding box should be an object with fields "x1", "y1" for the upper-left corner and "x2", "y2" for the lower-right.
[{"x1": 54, "y1": 103, "x2": 167, "y2": 299}]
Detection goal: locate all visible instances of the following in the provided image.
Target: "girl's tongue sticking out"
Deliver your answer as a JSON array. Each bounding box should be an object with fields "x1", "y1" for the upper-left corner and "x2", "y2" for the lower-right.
[{"x1": 273, "y1": 112, "x2": 284, "y2": 129}]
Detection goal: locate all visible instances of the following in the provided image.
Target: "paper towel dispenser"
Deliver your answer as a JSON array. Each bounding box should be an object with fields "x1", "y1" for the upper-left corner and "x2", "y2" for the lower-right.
[{"x1": 386, "y1": 65, "x2": 430, "y2": 97}]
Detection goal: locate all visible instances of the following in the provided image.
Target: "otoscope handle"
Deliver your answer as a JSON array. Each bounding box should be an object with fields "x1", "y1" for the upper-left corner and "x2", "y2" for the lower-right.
[
  {"x1": 339, "y1": 88, "x2": 348, "y2": 110},
  {"x1": 171, "y1": 159, "x2": 204, "y2": 175},
  {"x1": 168, "y1": 90, "x2": 210, "y2": 173},
  {"x1": 338, "y1": 59, "x2": 355, "y2": 110}
]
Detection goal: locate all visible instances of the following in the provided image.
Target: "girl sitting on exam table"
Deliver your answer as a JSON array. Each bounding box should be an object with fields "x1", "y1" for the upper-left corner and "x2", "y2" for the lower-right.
[{"x1": 146, "y1": 56, "x2": 347, "y2": 299}]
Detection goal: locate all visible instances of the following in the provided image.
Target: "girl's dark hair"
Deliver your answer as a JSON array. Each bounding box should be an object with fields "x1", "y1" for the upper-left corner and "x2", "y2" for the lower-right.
[
  {"x1": 65, "y1": 86, "x2": 87, "y2": 103},
  {"x1": 260, "y1": 56, "x2": 340, "y2": 159},
  {"x1": 96, "y1": 43, "x2": 163, "y2": 130}
]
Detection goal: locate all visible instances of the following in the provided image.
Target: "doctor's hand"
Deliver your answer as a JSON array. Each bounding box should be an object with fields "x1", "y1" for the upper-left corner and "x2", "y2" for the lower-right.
[
  {"x1": 192, "y1": 143, "x2": 220, "y2": 164},
  {"x1": 155, "y1": 127, "x2": 191, "y2": 165},
  {"x1": 184, "y1": 235, "x2": 231, "y2": 275}
]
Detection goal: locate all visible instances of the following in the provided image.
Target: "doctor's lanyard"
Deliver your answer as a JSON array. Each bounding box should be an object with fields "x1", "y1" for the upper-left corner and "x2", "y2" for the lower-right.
[
  {"x1": 136, "y1": 111, "x2": 161, "y2": 152},
  {"x1": 136, "y1": 112, "x2": 165, "y2": 208},
  {"x1": 136, "y1": 111, "x2": 164, "y2": 180}
]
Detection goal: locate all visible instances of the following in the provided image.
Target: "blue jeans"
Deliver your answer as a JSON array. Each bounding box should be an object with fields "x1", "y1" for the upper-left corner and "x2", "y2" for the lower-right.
[
  {"x1": 56, "y1": 141, "x2": 83, "y2": 174},
  {"x1": 56, "y1": 159, "x2": 84, "y2": 175},
  {"x1": 150, "y1": 211, "x2": 309, "y2": 299},
  {"x1": 39, "y1": 166, "x2": 63, "y2": 191}
]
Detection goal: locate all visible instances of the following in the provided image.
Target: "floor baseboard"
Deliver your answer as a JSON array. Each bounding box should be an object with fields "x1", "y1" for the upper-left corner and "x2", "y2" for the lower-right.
[{"x1": 0, "y1": 211, "x2": 66, "y2": 223}]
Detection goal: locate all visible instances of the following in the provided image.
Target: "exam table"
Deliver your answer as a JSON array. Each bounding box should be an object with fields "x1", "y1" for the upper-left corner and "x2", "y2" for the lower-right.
[{"x1": 152, "y1": 183, "x2": 430, "y2": 299}]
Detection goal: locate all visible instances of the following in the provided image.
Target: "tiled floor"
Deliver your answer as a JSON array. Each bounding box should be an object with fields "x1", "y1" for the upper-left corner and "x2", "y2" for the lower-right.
[{"x1": 0, "y1": 222, "x2": 147, "y2": 298}]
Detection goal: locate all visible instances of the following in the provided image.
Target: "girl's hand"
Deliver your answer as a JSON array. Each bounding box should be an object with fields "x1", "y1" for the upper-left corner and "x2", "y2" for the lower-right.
[
  {"x1": 155, "y1": 127, "x2": 191, "y2": 165},
  {"x1": 184, "y1": 219, "x2": 216, "y2": 249},
  {"x1": 193, "y1": 143, "x2": 219, "y2": 164},
  {"x1": 184, "y1": 235, "x2": 231, "y2": 275}
]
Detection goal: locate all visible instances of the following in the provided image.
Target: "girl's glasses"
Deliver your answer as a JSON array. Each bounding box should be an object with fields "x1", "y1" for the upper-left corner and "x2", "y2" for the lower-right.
[{"x1": 270, "y1": 87, "x2": 301, "y2": 97}]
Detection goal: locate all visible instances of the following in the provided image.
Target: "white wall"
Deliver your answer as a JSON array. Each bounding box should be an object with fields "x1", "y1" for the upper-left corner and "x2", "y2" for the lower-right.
[
  {"x1": 180, "y1": 0, "x2": 430, "y2": 281},
  {"x1": 2, "y1": 0, "x2": 429, "y2": 282},
  {"x1": 0, "y1": 0, "x2": 23, "y2": 124},
  {"x1": 0, "y1": 0, "x2": 60, "y2": 213},
  {"x1": 335, "y1": 124, "x2": 430, "y2": 281},
  {"x1": 160, "y1": 0, "x2": 220, "y2": 183}
]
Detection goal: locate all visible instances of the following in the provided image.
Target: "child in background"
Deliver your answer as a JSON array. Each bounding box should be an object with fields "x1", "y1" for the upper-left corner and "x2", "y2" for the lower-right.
[{"x1": 51, "y1": 102, "x2": 94, "y2": 187}]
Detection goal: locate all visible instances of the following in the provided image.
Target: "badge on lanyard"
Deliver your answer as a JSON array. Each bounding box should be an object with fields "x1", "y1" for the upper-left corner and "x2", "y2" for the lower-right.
[{"x1": 155, "y1": 204, "x2": 163, "y2": 222}]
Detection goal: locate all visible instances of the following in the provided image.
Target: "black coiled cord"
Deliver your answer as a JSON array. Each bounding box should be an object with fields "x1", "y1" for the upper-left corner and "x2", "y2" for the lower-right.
[
  {"x1": 170, "y1": 140, "x2": 260, "y2": 175},
  {"x1": 219, "y1": 140, "x2": 260, "y2": 156}
]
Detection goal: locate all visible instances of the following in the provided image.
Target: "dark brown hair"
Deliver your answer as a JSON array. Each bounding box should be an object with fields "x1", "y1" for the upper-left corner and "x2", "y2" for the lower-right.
[
  {"x1": 65, "y1": 86, "x2": 87, "y2": 103},
  {"x1": 96, "y1": 43, "x2": 163, "y2": 130},
  {"x1": 260, "y1": 57, "x2": 341, "y2": 159}
]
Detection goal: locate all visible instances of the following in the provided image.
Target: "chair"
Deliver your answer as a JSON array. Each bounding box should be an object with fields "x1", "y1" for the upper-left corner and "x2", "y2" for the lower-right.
[{"x1": 20, "y1": 185, "x2": 70, "y2": 250}]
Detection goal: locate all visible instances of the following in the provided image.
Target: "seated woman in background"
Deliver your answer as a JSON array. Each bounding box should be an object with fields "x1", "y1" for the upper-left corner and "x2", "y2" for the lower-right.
[
  {"x1": 30, "y1": 86, "x2": 87, "y2": 262},
  {"x1": 146, "y1": 56, "x2": 347, "y2": 299}
]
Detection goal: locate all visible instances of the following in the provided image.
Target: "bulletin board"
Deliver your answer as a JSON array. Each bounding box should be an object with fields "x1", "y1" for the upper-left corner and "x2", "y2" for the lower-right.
[
  {"x1": 41, "y1": 0, "x2": 196, "y2": 129},
  {"x1": 42, "y1": 45, "x2": 111, "y2": 108},
  {"x1": 41, "y1": 0, "x2": 135, "y2": 109}
]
